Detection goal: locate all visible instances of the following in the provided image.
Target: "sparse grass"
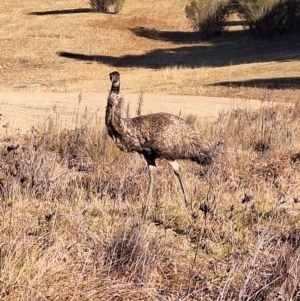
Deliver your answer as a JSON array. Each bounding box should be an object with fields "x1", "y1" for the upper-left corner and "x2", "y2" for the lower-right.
[
  {"x1": 0, "y1": 0, "x2": 300, "y2": 103},
  {"x1": 0, "y1": 98, "x2": 300, "y2": 300}
]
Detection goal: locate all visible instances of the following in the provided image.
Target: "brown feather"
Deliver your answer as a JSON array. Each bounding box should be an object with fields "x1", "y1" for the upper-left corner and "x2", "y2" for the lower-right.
[{"x1": 119, "y1": 113, "x2": 212, "y2": 164}]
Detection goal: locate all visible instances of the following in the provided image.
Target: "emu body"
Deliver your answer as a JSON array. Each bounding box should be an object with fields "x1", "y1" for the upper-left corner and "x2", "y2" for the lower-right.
[{"x1": 105, "y1": 71, "x2": 212, "y2": 208}]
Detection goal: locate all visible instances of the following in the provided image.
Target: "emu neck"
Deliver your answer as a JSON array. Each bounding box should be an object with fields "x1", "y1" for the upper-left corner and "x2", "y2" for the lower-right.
[
  {"x1": 105, "y1": 82, "x2": 124, "y2": 134},
  {"x1": 111, "y1": 81, "x2": 120, "y2": 93}
]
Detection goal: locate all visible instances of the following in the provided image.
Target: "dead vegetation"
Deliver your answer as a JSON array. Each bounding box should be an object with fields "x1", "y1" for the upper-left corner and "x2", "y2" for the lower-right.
[{"x1": 0, "y1": 98, "x2": 300, "y2": 300}]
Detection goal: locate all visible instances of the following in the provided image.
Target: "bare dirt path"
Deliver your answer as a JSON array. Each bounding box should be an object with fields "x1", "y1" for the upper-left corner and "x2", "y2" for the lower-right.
[{"x1": 0, "y1": 92, "x2": 264, "y2": 136}]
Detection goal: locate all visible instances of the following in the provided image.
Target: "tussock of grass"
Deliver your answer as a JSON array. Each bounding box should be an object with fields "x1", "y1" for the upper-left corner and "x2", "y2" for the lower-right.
[
  {"x1": 0, "y1": 100, "x2": 300, "y2": 300},
  {"x1": 185, "y1": 0, "x2": 229, "y2": 40}
]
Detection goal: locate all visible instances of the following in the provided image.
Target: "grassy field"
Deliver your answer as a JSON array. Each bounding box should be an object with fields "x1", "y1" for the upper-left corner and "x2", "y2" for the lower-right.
[
  {"x1": 1, "y1": 0, "x2": 300, "y2": 100},
  {"x1": 1, "y1": 0, "x2": 300, "y2": 300}
]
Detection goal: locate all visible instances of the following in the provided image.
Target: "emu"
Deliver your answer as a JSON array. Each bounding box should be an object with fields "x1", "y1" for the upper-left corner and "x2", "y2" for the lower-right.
[{"x1": 105, "y1": 71, "x2": 213, "y2": 209}]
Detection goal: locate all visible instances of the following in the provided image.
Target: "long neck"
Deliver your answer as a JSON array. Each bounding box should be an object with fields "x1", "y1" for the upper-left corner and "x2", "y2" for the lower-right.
[
  {"x1": 105, "y1": 81, "x2": 124, "y2": 134},
  {"x1": 111, "y1": 80, "x2": 120, "y2": 93}
]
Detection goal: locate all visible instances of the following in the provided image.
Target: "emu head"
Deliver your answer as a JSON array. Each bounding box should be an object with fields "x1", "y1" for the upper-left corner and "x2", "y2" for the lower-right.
[{"x1": 109, "y1": 71, "x2": 120, "y2": 87}]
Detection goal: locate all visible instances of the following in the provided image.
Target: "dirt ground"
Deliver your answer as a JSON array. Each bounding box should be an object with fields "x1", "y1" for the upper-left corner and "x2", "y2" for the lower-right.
[{"x1": 0, "y1": 92, "x2": 265, "y2": 136}]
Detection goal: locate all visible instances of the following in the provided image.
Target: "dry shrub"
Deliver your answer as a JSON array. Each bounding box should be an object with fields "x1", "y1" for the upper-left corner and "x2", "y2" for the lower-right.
[
  {"x1": 185, "y1": 0, "x2": 230, "y2": 40},
  {"x1": 215, "y1": 101, "x2": 300, "y2": 152},
  {"x1": 239, "y1": 0, "x2": 300, "y2": 38},
  {"x1": 89, "y1": 0, "x2": 125, "y2": 14},
  {"x1": 235, "y1": 224, "x2": 300, "y2": 301},
  {"x1": 104, "y1": 222, "x2": 162, "y2": 284},
  {"x1": 0, "y1": 113, "x2": 124, "y2": 202},
  {"x1": 185, "y1": 114, "x2": 198, "y2": 127}
]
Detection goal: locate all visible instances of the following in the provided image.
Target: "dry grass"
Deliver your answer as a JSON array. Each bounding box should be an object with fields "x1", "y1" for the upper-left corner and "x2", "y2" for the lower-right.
[
  {"x1": 1, "y1": 0, "x2": 300, "y2": 300},
  {"x1": 0, "y1": 0, "x2": 300, "y2": 102},
  {"x1": 0, "y1": 97, "x2": 300, "y2": 300}
]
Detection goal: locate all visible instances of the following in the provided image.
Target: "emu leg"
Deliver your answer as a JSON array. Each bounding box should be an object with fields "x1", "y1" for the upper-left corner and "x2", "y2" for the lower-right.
[
  {"x1": 147, "y1": 165, "x2": 157, "y2": 200},
  {"x1": 144, "y1": 155, "x2": 157, "y2": 199},
  {"x1": 168, "y1": 160, "x2": 191, "y2": 210},
  {"x1": 142, "y1": 155, "x2": 157, "y2": 218}
]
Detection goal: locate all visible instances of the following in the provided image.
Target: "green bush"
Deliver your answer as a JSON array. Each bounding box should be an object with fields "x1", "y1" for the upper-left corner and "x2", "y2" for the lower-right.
[
  {"x1": 239, "y1": 0, "x2": 300, "y2": 38},
  {"x1": 185, "y1": 0, "x2": 230, "y2": 40},
  {"x1": 89, "y1": 0, "x2": 125, "y2": 14}
]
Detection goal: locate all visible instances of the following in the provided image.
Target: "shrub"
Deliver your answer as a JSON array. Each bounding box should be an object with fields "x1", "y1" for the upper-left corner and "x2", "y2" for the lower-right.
[
  {"x1": 185, "y1": 0, "x2": 230, "y2": 40},
  {"x1": 239, "y1": 0, "x2": 300, "y2": 38},
  {"x1": 104, "y1": 222, "x2": 162, "y2": 283},
  {"x1": 89, "y1": 0, "x2": 125, "y2": 14}
]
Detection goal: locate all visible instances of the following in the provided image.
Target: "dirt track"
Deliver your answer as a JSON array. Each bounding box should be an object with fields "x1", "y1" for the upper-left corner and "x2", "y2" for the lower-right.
[{"x1": 0, "y1": 92, "x2": 264, "y2": 136}]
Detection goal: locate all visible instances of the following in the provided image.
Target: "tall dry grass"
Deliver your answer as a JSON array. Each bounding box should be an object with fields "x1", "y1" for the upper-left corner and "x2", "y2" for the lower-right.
[{"x1": 0, "y1": 97, "x2": 300, "y2": 300}]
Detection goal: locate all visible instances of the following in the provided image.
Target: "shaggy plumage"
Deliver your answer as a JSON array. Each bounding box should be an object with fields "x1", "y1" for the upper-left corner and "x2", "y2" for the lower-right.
[{"x1": 105, "y1": 71, "x2": 213, "y2": 208}]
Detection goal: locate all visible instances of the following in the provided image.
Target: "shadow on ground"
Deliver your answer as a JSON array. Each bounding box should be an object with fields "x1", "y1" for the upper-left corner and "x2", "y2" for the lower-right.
[
  {"x1": 130, "y1": 24, "x2": 247, "y2": 44},
  {"x1": 210, "y1": 77, "x2": 300, "y2": 89},
  {"x1": 130, "y1": 27, "x2": 204, "y2": 44},
  {"x1": 28, "y1": 8, "x2": 104, "y2": 15},
  {"x1": 58, "y1": 31, "x2": 300, "y2": 69}
]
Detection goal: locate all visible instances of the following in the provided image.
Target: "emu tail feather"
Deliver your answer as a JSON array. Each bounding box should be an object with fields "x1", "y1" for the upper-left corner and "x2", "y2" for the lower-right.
[{"x1": 193, "y1": 150, "x2": 213, "y2": 166}]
